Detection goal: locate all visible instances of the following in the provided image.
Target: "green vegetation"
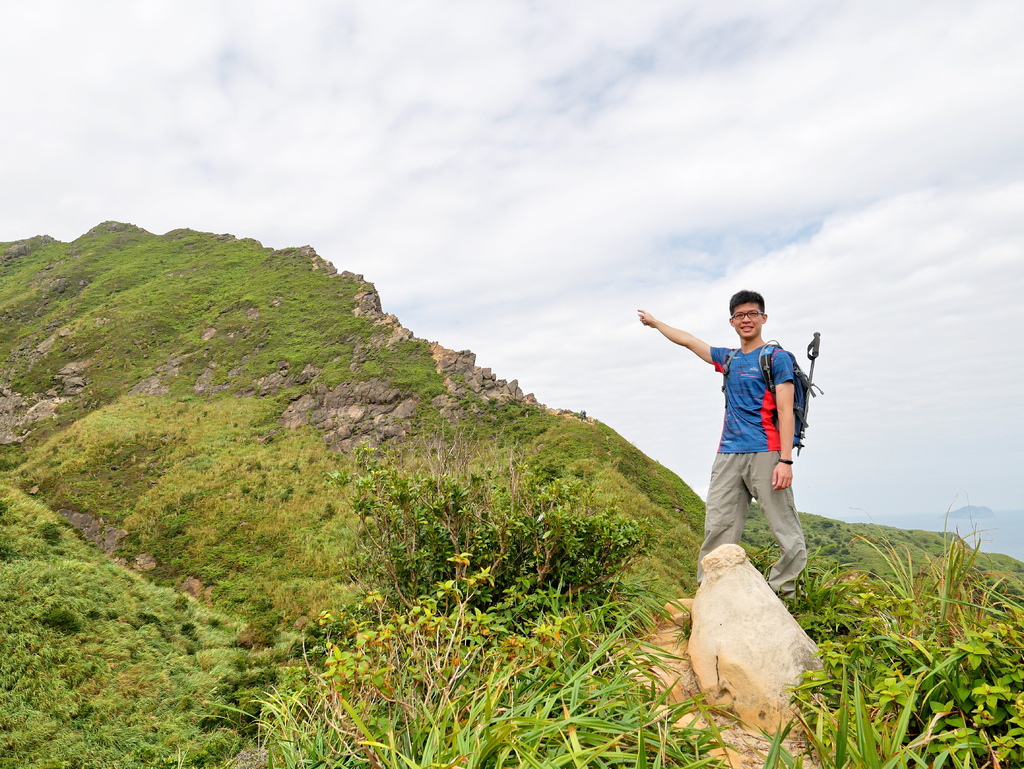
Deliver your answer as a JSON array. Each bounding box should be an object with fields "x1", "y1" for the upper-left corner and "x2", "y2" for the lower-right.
[
  {"x1": 15, "y1": 396, "x2": 363, "y2": 621},
  {"x1": 0, "y1": 485, "x2": 284, "y2": 768},
  {"x1": 4, "y1": 224, "x2": 1024, "y2": 768},
  {"x1": 3, "y1": 225, "x2": 705, "y2": 625},
  {"x1": 264, "y1": 596, "x2": 723, "y2": 769},
  {"x1": 256, "y1": 458, "x2": 1024, "y2": 769},
  {"x1": 761, "y1": 536, "x2": 1024, "y2": 768},
  {"x1": 257, "y1": 453, "x2": 720, "y2": 768},
  {"x1": 343, "y1": 445, "x2": 650, "y2": 612},
  {"x1": 1, "y1": 223, "x2": 420, "y2": 430},
  {"x1": 742, "y1": 506, "x2": 1024, "y2": 584},
  {"x1": 1, "y1": 224, "x2": 708, "y2": 766}
]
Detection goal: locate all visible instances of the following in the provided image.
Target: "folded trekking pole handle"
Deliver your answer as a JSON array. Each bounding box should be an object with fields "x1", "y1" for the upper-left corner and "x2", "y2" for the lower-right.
[
  {"x1": 806, "y1": 332, "x2": 822, "y2": 397},
  {"x1": 807, "y1": 332, "x2": 821, "y2": 361}
]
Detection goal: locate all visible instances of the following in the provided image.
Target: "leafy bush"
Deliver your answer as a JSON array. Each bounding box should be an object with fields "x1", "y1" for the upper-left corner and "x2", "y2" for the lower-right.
[
  {"x1": 39, "y1": 605, "x2": 83, "y2": 633},
  {"x1": 344, "y1": 447, "x2": 651, "y2": 614},
  {"x1": 786, "y1": 535, "x2": 1024, "y2": 768},
  {"x1": 38, "y1": 521, "x2": 63, "y2": 544},
  {"x1": 0, "y1": 446, "x2": 25, "y2": 472},
  {"x1": 253, "y1": 450, "x2": 697, "y2": 767}
]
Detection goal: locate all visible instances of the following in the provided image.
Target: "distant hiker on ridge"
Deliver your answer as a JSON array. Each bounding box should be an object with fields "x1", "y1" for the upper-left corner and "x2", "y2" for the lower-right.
[{"x1": 638, "y1": 290, "x2": 807, "y2": 598}]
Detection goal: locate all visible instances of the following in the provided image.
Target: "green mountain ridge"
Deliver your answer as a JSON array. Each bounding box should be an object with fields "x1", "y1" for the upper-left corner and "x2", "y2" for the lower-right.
[
  {"x1": 1, "y1": 222, "x2": 707, "y2": 623},
  {"x1": 0, "y1": 222, "x2": 709, "y2": 765}
]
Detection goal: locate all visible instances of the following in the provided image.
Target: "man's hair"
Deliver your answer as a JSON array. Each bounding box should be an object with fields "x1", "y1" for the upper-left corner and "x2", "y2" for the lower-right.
[{"x1": 729, "y1": 290, "x2": 765, "y2": 314}]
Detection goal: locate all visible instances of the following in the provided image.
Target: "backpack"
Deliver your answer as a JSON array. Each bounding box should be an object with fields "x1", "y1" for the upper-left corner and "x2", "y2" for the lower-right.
[{"x1": 721, "y1": 337, "x2": 821, "y2": 454}]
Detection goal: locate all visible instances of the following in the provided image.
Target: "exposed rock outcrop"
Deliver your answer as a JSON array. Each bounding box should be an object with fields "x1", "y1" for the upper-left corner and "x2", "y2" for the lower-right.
[
  {"x1": 1, "y1": 226, "x2": 543, "y2": 454},
  {"x1": 243, "y1": 360, "x2": 320, "y2": 398},
  {"x1": 428, "y1": 343, "x2": 527, "y2": 404},
  {"x1": 129, "y1": 354, "x2": 191, "y2": 396},
  {"x1": 280, "y1": 378, "x2": 419, "y2": 451},
  {"x1": 58, "y1": 508, "x2": 128, "y2": 555},
  {"x1": 2, "y1": 235, "x2": 55, "y2": 263},
  {"x1": 271, "y1": 245, "x2": 338, "y2": 275},
  {"x1": 0, "y1": 386, "x2": 72, "y2": 444},
  {"x1": 56, "y1": 360, "x2": 90, "y2": 396}
]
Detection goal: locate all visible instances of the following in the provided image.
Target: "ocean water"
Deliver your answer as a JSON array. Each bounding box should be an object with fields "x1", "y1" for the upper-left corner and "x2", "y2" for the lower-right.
[{"x1": 832, "y1": 510, "x2": 1024, "y2": 564}]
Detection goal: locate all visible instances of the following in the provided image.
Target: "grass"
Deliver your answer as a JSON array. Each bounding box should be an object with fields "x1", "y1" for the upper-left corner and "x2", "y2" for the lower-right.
[
  {"x1": 9, "y1": 394, "x2": 709, "y2": 626},
  {"x1": 13, "y1": 396, "x2": 362, "y2": 621},
  {"x1": 3, "y1": 223, "x2": 711, "y2": 627},
  {"x1": 774, "y1": 534, "x2": 1024, "y2": 768},
  {"x1": 261, "y1": 585, "x2": 724, "y2": 769},
  {"x1": 0, "y1": 485, "x2": 271, "y2": 768},
  {"x1": 0, "y1": 223, "x2": 442, "y2": 430},
  {"x1": 742, "y1": 507, "x2": 1024, "y2": 587}
]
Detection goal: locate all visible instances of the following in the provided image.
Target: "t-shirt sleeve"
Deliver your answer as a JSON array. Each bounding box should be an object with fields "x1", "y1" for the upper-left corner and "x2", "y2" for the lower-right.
[
  {"x1": 772, "y1": 350, "x2": 796, "y2": 385},
  {"x1": 710, "y1": 347, "x2": 729, "y2": 373}
]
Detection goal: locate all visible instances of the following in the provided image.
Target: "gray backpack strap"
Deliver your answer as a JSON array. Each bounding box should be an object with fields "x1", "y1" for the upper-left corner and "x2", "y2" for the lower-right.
[
  {"x1": 759, "y1": 342, "x2": 781, "y2": 393},
  {"x1": 721, "y1": 349, "x2": 738, "y2": 405}
]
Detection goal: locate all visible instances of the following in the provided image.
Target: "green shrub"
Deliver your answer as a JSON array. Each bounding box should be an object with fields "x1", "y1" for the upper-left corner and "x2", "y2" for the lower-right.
[
  {"x1": 788, "y1": 536, "x2": 1024, "y2": 768},
  {"x1": 38, "y1": 520, "x2": 63, "y2": 544},
  {"x1": 237, "y1": 619, "x2": 280, "y2": 649},
  {"x1": 345, "y1": 447, "x2": 650, "y2": 615},
  {"x1": 0, "y1": 445, "x2": 25, "y2": 471},
  {"x1": 266, "y1": 579, "x2": 718, "y2": 769}
]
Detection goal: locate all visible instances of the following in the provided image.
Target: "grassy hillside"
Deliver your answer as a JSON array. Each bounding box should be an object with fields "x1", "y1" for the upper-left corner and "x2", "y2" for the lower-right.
[
  {"x1": 4, "y1": 223, "x2": 1022, "y2": 768},
  {"x1": 0, "y1": 484, "x2": 286, "y2": 768},
  {"x1": 0, "y1": 224, "x2": 433, "y2": 422},
  {"x1": 1, "y1": 223, "x2": 707, "y2": 627},
  {"x1": 0, "y1": 223, "x2": 709, "y2": 766}
]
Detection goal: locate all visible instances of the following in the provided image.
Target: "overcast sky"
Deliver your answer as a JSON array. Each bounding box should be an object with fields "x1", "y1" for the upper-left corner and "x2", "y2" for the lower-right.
[{"x1": 2, "y1": 0, "x2": 1021, "y2": 523}]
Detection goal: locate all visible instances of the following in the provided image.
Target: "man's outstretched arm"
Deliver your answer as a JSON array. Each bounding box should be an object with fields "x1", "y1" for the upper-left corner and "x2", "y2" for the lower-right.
[{"x1": 637, "y1": 309, "x2": 714, "y2": 364}]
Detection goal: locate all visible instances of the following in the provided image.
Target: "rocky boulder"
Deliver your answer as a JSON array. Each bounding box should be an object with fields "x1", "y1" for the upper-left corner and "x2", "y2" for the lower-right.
[
  {"x1": 428, "y1": 342, "x2": 528, "y2": 404},
  {"x1": 688, "y1": 544, "x2": 821, "y2": 733}
]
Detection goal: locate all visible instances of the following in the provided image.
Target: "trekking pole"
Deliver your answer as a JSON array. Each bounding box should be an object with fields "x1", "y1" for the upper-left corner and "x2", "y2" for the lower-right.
[
  {"x1": 805, "y1": 332, "x2": 823, "y2": 417},
  {"x1": 806, "y1": 332, "x2": 820, "y2": 375}
]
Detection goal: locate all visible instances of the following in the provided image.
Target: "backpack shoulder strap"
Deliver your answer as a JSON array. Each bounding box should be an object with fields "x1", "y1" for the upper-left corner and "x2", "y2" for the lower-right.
[
  {"x1": 722, "y1": 348, "x2": 739, "y2": 375},
  {"x1": 759, "y1": 342, "x2": 782, "y2": 393},
  {"x1": 721, "y1": 349, "x2": 738, "y2": 403}
]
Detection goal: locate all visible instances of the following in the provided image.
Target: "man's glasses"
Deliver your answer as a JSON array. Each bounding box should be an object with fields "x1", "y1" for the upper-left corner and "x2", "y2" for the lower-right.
[{"x1": 730, "y1": 310, "x2": 764, "y2": 320}]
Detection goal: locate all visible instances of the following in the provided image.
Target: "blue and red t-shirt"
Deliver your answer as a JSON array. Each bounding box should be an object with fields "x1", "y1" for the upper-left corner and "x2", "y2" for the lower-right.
[{"x1": 710, "y1": 346, "x2": 795, "y2": 453}]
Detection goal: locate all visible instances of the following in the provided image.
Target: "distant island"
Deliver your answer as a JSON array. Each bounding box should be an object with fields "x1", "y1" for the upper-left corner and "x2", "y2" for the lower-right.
[{"x1": 948, "y1": 505, "x2": 995, "y2": 519}]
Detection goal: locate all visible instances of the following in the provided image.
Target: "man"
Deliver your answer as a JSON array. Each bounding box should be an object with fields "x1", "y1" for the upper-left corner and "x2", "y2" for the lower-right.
[{"x1": 637, "y1": 290, "x2": 806, "y2": 597}]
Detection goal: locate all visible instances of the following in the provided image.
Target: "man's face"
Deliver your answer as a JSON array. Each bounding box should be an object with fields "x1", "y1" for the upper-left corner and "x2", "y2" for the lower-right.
[{"x1": 729, "y1": 302, "x2": 766, "y2": 341}]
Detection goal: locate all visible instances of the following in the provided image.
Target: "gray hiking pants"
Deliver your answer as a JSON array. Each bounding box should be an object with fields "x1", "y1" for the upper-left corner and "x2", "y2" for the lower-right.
[{"x1": 697, "y1": 451, "x2": 807, "y2": 597}]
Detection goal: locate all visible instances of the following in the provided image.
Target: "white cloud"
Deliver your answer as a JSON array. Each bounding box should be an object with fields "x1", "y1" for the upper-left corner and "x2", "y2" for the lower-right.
[{"x1": 2, "y1": 0, "x2": 1022, "y2": 520}]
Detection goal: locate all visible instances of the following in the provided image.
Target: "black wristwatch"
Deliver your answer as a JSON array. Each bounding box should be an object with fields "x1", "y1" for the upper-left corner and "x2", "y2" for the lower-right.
[{"x1": 777, "y1": 459, "x2": 793, "y2": 465}]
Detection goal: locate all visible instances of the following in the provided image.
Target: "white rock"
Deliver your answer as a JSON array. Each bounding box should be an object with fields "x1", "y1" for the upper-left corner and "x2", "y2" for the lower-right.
[{"x1": 689, "y1": 544, "x2": 821, "y2": 733}]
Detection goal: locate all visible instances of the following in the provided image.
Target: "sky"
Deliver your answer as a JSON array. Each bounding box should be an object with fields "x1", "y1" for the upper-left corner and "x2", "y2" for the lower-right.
[{"x1": 1, "y1": 0, "x2": 1021, "y2": 523}]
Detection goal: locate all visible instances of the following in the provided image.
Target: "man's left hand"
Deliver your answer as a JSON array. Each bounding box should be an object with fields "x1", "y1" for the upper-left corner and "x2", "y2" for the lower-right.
[{"x1": 772, "y1": 461, "x2": 793, "y2": 490}]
